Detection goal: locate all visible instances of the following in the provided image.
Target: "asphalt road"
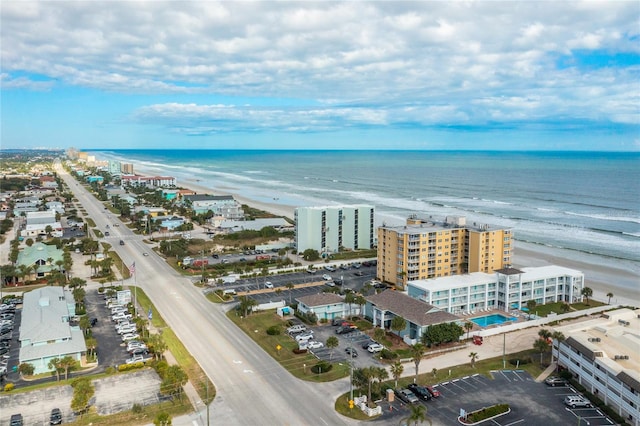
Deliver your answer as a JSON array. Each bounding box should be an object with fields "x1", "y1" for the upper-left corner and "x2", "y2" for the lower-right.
[{"x1": 57, "y1": 163, "x2": 353, "y2": 425}]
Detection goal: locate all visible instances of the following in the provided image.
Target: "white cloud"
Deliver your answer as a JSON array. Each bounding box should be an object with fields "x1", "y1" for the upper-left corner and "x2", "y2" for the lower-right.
[{"x1": 1, "y1": 0, "x2": 639, "y2": 133}]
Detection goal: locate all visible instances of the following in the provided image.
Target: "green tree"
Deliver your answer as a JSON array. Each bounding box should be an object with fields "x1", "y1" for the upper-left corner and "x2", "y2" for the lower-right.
[
  {"x1": 48, "y1": 357, "x2": 62, "y2": 381},
  {"x1": 560, "y1": 303, "x2": 571, "y2": 313},
  {"x1": 148, "y1": 334, "x2": 168, "y2": 361},
  {"x1": 533, "y1": 338, "x2": 550, "y2": 365},
  {"x1": 391, "y1": 316, "x2": 407, "y2": 337},
  {"x1": 286, "y1": 282, "x2": 295, "y2": 304},
  {"x1": 18, "y1": 363, "x2": 35, "y2": 376},
  {"x1": 526, "y1": 299, "x2": 537, "y2": 312},
  {"x1": 606, "y1": 292, "x2": 614, "y2": 304},
  {"x1": 406, "y1": 404, "x2": 431, "y2": 426},
  {"x1": 344, "y1": 292, "x2": 356, "y2": 318},
  {"x1": 463, "y1": 321, "x2": 473, "y2": 340},
  {"x1": 354, "y1": 294, "x2": 367, "y2": 317},
  {"x1": 154, "y1": 412, "x2": 172, "y2": 426},
  {"x1": 71, "y1": 377, "x2": 94, "y2": 416},
  {"x1": 326, "y1": 336, "x2": 339, "y2": 360},
  {"x1": 238, "y1": 295, "x2": 258, "y2": 317},
  {"x1": 390, "y1": 361, "x2": 404, "y2": 388},
  {"x1": 59, "y1": 355, "x2": 78, "y2": 380},
  {"x1": 374, "y1": 327, "x2": 386, "y2": 343},
  {"x1": 581, "y1": 287, "x2": 593, "y2": 305},
  {"x1": 302, "y1": 249, "x2": 320, "y2": 261},
  {"x1": 410, "y1": 343, "x2": 426, "y2": 383},
  {"x1": 79, "y1": 316, "x2": 91, "y2": 335},
  {"x1": 469, "y1": 352, "x2": 479, "y2": 368},
  {"x1": 538, "y1": 329, "x2": 552, "y2": 341},
  {"x1": 160, "y1": 365, "x2": 188, "y2": 400}
]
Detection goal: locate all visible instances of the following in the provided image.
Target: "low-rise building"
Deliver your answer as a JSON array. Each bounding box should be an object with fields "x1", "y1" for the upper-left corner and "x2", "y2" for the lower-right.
[
  {"x1": 365, "y1": 290, "x2": 459, "y2": 343},
  {"x1": 552, "y1": 308, "x2": 640, "y2": 426},
  {"x1": 407, "y1": 265, "x2": 584, "y2": 314},
  {"x1": 15, "y1": 242, "x2": 65, "y2": 280},
  {"x1": 183, "y1": 194, "x2": 243, "y2": 218},
  {"x1": 19, "y1": 287, "x2": 87, "y2": 375},
  {"x1": 296, "y1": 293, "x2": 346, "y2": 321}
]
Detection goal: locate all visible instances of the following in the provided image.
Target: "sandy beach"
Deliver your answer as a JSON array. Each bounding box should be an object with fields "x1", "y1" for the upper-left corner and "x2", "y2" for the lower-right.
[{"x1": 138, "y1": 166, "x2": 640, "y2": 308}]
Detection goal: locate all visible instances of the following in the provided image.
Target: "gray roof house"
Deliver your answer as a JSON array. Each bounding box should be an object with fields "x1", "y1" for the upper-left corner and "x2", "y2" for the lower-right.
[
  {"x1": 296, "y1": 293, "x2": 346, "y2": 321},
  {"x1": 365, "y1": 290, "x2": 460, "y2": 343},
  {"x1": 19, "y1": 287, "x2": 87, "y2": 375}
]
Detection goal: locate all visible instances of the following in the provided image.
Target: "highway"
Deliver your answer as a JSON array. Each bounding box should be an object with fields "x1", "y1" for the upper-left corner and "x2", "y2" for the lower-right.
[{"x1": 56, "y1": 163, "x2": 352, "y2": 425}]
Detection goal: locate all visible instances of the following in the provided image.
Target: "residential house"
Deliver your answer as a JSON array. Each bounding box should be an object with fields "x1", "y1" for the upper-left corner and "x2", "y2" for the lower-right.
[
  {"x1": 296, "y1": 293, "x2": 346, "y2": 321},
  {"x1": 365, "y1": 290, "x2": 460, "y2": 343},
  {"x1": 16, "y1": 242, "x2": 65, "y2": 280},
  {"x1": 19, "y1": 287, "x2": 87, "y2": 374}
]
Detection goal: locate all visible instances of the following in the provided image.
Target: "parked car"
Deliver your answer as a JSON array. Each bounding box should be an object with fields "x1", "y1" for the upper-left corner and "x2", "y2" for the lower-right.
[
  {"x1": 332, "y1": 318, "x2": 346, "y2": 326},
  {"x1": 264, "y1": 281, "x2": 274, "y2": 289},
  {"x1": 126, "y1": 354, "x2": 150, "y2": 364},
  {"x1": 545, "y1": 376, "x2": 568, "y2": 387},
  {"x1": 129, "y1": 347, "x2": 149, "y2": 356},
  {"x1": 324, "y1": 266, "x2": 336, "y2": 272},
  {"x1": 345, "y1": 347, "x2": 358, "y2": 357},
  {"x1": 395, "y1": 388, "x2": 419, "y2": 404},
  {"x1": 127, "y1": 341, "x2": 147, "y2": 351},
  {"x1": 335, "y1": 325, "x2": 355, "y2": 335},
  {"x1": 307, "y1": 341, "x2": 324, "y2": 350},
  {"x1": 322, "y1": 274, "x2": 332, "y2": 281},
  {"x1": 354, "y1": 271, "x2": 364, "y2": 276},
  {"x1": 295, "y1": 332, "x2": 314, "y2": 342},
  {"x1": 408, "y1": 383, "x2": 432, "y2": 401},
  {"x1": 564, "y1": 395, "x2": 592, "y2": 408},
  {"x1": 9, "y1": 414, "x2": 23, "y2": 426},
  {"x1": 287, "y1": 324, "x2": 307, "y2": 334},
  {"x1": 367, "y1": 343, "x2": 385, "y2": 353},
  {"x1": 49, "y1": 408, "x2": 62, "y2": 425},
  {"x1": 119, "y1": 240, "x2": 125, "y2": 245},
  {"x1": 121, "y1": 333, "x2": 140, "y2": 341},
  {"x1": 425, "y1": 385, "x2": 441, "y2": 398},
  {"x1": 90, "y1": 317, "x2": 98, "y2": 327}
]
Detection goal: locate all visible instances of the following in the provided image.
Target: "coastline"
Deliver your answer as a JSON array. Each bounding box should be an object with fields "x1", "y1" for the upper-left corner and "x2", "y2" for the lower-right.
[{"x1": 136, "y1": 163, "x2": 639, "y2": 308}]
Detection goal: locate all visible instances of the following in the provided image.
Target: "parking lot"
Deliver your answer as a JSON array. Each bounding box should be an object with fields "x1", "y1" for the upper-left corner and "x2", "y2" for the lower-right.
[{"x1": 371, "y1": 371, "x2": 614, "y2": 426}]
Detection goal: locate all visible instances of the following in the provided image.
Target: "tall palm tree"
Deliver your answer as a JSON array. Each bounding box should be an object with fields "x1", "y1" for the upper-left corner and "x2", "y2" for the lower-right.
[
  {"x1": 285, "y1": 282, "x2": 294, "y2": 304},
  {"x1": 344, "y1": 292, "x2": 356, "y2": 319},
  {"x1": 354, "y1": 294, "x2": 367, "y2": 318},
  {"x1": 326, "y1": 336, "x2": 339, "y2": 360},
  {"x1": 469, "y1": 352, "x2": 479, "y2": 368},
  {"x1": 533, "y1": 339, "x2": 550, "y2": 365},
  {"x1": 48, "y1": 357, "x2": 62, "y2": 381},
  {"x1": 581, "y1": 287, "x2": 593, "y2": 305},
  {"x1": 390, "y1": 361, "x2": 404, "y2": 389},
  {"x1": 463, "y1": 322, "x2": 473, "y2": 340},
  {"x1": 606, "y1": 292, "x2": 614, "y2": 304},
  {"x1": 410, "y1": 343, "x2": 426, "y2": 383},
  {"x1": 406, "y1": 404, "x2": 431, "y2": 426}
]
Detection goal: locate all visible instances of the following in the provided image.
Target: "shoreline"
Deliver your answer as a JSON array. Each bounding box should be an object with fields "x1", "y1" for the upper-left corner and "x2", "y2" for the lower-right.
[{"x1": 136, "y1": 163, "x2": 639, "y2": 308}]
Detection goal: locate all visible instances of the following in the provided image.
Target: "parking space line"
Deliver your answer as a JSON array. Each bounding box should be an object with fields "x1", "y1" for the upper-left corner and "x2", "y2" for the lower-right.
[{"x1": 503, "y1": 420, "x2": 526, "y2": 425}]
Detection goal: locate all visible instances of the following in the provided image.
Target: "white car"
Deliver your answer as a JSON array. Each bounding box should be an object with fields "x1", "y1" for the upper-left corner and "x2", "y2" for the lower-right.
[
  {"x1": 117, "y1": 326, "x2": 137, "y2": 335},
  {"x1": 126, "y1": 354, "x2": 151, "y2": 364},
  {"x1": 307, "y1": 341, "x2": 324, "y2": 350},
  {"x1": 367, "y1": 343, "x2": 385, "y2": 353},
  {"x1": 264, "y1": 281, "x2": 274, "y2": 289},
  {"x1": 322, "y1": 274, "x2": 332, "y2": 281},
  {"x1": 121, "y1": 333, "x2": 140, "y2": 341}
]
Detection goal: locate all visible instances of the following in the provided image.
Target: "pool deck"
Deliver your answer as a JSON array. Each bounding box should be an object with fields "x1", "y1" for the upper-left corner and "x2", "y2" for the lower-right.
[{"x1": 463, "y1": 309, "x2": 528, "y2": 331}]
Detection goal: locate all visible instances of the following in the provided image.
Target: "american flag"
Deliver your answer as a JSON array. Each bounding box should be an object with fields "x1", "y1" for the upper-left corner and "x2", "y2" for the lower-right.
[{"x1": 128, "y1": 262, "x2": 135, "y2": 275}]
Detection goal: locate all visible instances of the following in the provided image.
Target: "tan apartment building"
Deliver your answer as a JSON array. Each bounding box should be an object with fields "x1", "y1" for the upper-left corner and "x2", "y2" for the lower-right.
[{"x1": 377, "y1": 215, "x2": 512, "y2": 289}]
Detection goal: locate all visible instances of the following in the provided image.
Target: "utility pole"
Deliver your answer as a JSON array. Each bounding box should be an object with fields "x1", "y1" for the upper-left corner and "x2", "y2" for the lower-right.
[{"x1": 502, "y1": 332, "x2": 506, "y2": 369}]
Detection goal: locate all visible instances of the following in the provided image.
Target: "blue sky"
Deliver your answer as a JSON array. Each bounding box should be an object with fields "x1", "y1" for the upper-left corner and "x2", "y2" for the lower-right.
[{"x1": 1, "y1": 1, "x2": 639, "y2": 151}]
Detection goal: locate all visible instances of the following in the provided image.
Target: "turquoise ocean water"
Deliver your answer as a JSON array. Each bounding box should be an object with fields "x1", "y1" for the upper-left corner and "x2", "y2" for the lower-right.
[{"x1": 90, "y1": 150, "x2": 639, "y2": 270}]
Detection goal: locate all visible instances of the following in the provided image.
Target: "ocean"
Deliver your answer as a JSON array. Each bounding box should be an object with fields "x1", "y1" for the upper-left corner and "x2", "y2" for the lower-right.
[{"x1": 90, "y1": 150, "x2": 640, "y2": 275}]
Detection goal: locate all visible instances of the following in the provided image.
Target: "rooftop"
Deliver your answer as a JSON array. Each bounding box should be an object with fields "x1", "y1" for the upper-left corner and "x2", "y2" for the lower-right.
[
  {"x1": 296, "y1": 293, "x2": 344, "y2": 307},
  {"x1": 366, "y1": 290, "x2": 459, "y2": 327}
]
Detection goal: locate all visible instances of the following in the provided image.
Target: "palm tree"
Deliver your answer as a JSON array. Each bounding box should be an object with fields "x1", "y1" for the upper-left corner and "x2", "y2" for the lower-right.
[
  {"x1": 469, "y1": 352, "x2": 479, "y2": 368},
  {"x1": 581, "y1": 287, "x2": 593, "y2": 305},
  {"x1": 463, "y1": 321, "x2": 473, "y2": 340},
  {"x1": 560, "y1": 303, "x2": 571, "y2": 313},
  {"x1": 538, "y1": 329, "x2": 552, "y2": 341},
  {"x1": 48, "y1": 357, "x2": 62, "y2": 381},
  {"x1": 390, "y1": 361, "x2": 404, "y2": 388},
  {"x1": 285, "y1": 282, "x2": 294, "y2": 304},
  {"x1": 354, "y1": 294, "x2": 367, "y2": 318},
  {"x1": 344, "y1": 292, "x2": 356, "y2": 319},
  {"x1": 326, "y1": 336, "x2": 339, "y2": 360},
  {"x1": 406, "y1": 404, "x2": 431, "y2": 426},
  {"x1": 606, "y1": 292, "x2": 614, "y2": 304},
  {"x1": 533, "y1": 338, "x2": 550, "y2": 365},
  {"x1": 526, "y1": 299, "x2": 537, "y2": 312},
  {"x1": 410, "y1": 343, "x2": 426, "y2": 383},
  {"x1": 391, "y1": 316, "x2": 407, "y2": 338}
]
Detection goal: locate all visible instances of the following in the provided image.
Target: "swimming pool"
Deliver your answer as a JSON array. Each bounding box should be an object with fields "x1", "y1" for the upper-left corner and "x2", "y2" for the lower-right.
[{"x1": 470, "y1": 313, "x2": 517, "y2": 327}]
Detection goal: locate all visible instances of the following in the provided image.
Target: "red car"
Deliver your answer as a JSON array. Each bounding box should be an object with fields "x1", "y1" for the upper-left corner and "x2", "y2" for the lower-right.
[{"x1": 426, "y1": 386, "x2": 441, "y2": 398}]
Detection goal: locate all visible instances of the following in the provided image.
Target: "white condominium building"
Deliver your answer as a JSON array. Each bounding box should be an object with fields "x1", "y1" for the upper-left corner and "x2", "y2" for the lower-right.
[
  {"x1": 407, "y1": 265, "x2": 584, "y2": 314},
  {"x1": 295, "y1": 205, "x2": 374, "y2": 254},
  {"x1": 552, "y1": 309, "x2": 640, "y2": 426}
]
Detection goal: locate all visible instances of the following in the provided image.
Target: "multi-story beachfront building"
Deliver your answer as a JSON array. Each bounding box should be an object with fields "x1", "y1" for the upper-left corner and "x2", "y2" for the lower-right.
[
  {"x1": 551, "y1": 308, "x2": 640, "y2": 426},
  {"x1": 378, "y1": 215, "x2": 512, "y2": 289},
  {"x1": 121, "y1": 175, "x2": 177, "y2": 188},
  {"x1": 295, "y1": 205, "x2": 374, "y2": 255},
  {"x1": 108, "y1": 160, "x2": 122, "y2": 177},
  {"x1": 406, "y1": 265, "x2": 584, "y2": 314}
]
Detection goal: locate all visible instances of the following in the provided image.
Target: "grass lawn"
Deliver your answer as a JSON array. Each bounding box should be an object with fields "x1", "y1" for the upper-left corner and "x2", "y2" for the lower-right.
[
  {"x1": 532, "y1": 300, "x2": 606, "y2": 318},
  {"x1": 227, "y1": 310, "x2": 349, "y2": 382}
]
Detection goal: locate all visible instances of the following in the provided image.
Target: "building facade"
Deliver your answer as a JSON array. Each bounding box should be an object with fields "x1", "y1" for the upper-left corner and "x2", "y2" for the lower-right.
[
  {"x1": 295, "y1": 205, "x2": 374, "y2": 254},
  {"x1": 407, "y1": 265, "x2": 584, "y2": 314},
  {"x1": 552, "y1": 309, "x2": 640, "y2": 426},
  {"x1": 377, "y1": 215, "x2": 512, "y2": 289}
]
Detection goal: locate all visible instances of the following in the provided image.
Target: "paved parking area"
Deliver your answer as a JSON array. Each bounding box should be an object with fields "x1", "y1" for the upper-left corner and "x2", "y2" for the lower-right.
[{"x1": 371, "y1": 371, "x2": 614, "y2": 426}]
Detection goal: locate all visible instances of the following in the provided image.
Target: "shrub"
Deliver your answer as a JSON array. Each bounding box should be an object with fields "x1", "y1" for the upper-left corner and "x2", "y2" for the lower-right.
[
  {"x1": 380, "y1": 349, "x2": 398, "y2": 360},
  {"x1": 466, "y1": 404, "x2": 509, "y2": 423},
  {"x1": 311, "y1": 361, "x2": 333, "y2": 374},
  {"x1": 319, "y1": 318, "x2": 328, "y2": 324},
  {"x1": 132, "y1": 403, "x2": 144, "y2": 414},
  {"x1": 292, "y1": 348, "x2": 307, "y2": 354},
  {"x1": 4, "y1": 383, "x2": 15, "y2": 392},
  {"x1": 266, "y1": 325, "x2": 282, "y2": 335},
  {"x1": 509, "y1": 358, "x2": 530, "y2": 366}
]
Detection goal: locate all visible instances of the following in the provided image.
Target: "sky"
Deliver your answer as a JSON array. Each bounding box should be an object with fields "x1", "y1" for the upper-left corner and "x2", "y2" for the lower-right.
[{"x1": 1, "y1": 1, "x2": 639, "y2": 151}]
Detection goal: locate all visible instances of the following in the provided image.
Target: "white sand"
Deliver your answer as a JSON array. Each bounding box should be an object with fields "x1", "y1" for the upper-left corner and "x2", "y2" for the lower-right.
[{"x1": 134, "y1": 163, "x2": 640, "y2": 308}]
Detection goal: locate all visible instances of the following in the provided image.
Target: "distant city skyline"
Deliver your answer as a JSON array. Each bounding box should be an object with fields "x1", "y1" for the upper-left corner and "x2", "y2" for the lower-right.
[{"x1": 1, "y1": 1, "x2": 639, "y2": 151}]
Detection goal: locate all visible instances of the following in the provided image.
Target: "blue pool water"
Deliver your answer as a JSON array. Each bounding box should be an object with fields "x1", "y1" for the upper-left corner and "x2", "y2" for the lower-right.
[{"x1": 470, "y1": 314, "x2": 517, "y2": 327}]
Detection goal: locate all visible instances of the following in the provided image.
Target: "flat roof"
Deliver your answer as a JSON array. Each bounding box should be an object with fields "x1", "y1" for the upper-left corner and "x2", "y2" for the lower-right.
[
  {"x1": 555, "y1": 308, "x2": 640, "y2": 390},
  {"x1": 409, "y1": 272, "x2": 497, "y2": 292},
  {"x1": 518, "y1": 265, "x2": 584, "y2": 279}
]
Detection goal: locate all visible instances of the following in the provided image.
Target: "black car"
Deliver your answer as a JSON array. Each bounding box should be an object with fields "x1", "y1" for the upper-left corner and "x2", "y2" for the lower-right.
[
  {"x1": 90, "y1": 318, "x2": 98, "y2": 327},
  {"x1": 344, "y1": 347, "x2": 358, "y2": 357},
  {"x1": 129, "y1": 348, "x2": 149, "y2": 356},
  {"x1": 10, "y1": 414, "x2": 23, "y2": 426},
  {"x1": 354, "y1": 271, "x2": 364, "y2": 276},
  {"x1": 408, "y1": 383, "x2": 432, "y2": 401},
  {"x1": 50, "y1": 408, "x2": 63, "y2": 425}
]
